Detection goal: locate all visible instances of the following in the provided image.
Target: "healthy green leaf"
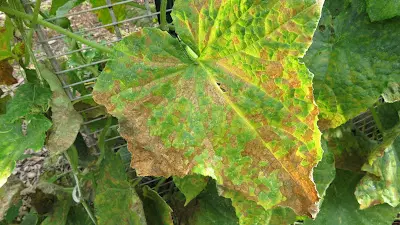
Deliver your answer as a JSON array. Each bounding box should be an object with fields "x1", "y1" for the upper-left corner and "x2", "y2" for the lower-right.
[
  {"x1": 40, "y1": 65, "x2": 83, "y2": 155},
  {"x1": 93, "y1": 0, "x2": 324, "y2": 216},
  {"x1": 0, "y1": 114, "x2": 52, "y2": 187},
  {"x1": 89, "y1": 0, "x2": 126, "y2": 32},
  {"x1": 313, "y1": 141, "x2": 336, "y2": 199},
  {"x1": 41, "y1": 195, "x2": 71, "y2": 225},
  {"x1": 66, "y1": 205, "x2": 93, "y2": 225},
  {"x1": 366, "y1": 0, "x2": 400, "y2": 22},
  {"x1": 173, "y1": 175, "x2": 209, "y2": 206},
  {"x1": 141, "y1": 186, "x2": 173, "y2": 225},
  {"x1": 186, "y1": 181, "x2": 239, "y2": 225},
  {"x1": 20, "y1": 212, "x2": 38, "y2": 225},
  {"x1": 0, "y1": 17, "x2": 14, "y2": 61},
  {"x1": 5, "y1": 83, "x2": 51, "y2": 122},
  {"x1": 50, "y1": 0, "x2": 84, "y2": 17},
  {"x1": 303, "y1": 0, "x2": 400, "y2": 129},
  {"x1": 304, "y1": 169, "x2": 400, "y2": 225},
  {"x1": 94, "y1": 149, "x2": 147, "y2": 225}
]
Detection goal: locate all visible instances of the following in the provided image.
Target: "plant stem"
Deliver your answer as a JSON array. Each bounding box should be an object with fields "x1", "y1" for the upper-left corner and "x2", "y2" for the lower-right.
[
  {"x1": 96, "y1": 116, "x2": 112, "y2": 166},
  {"x1": 160, "y1": 0, "x2": 168, "y2": 31},
  {"x1": 82, "y1": 201, "x2": 98, "y2": 225},
  {"x1": 27, "y1": 0, "x2": 41, "y2": 44},
  {"x1": 370, "y1": 105, "x2": 384, "y2": 134},
  {"x1": 154, "y1": 177, "x2": 167, "y2": 192},
  {"x1": 0, "y1": 6, "x2": 113, "y2": 54}
]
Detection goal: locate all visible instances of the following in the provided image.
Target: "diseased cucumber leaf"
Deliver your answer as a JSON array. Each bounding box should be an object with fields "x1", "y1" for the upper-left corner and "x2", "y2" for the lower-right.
[
  {"x1": 140, "y1": 186, "x2": 173, "y2": 225},
  {"x1": 366, "y1": 0, "x2": 400, "y2": 22},
  {"x1": 0, "y1": 176, "x2": 23, "y2": 221},
  {"x1": 93, "y1": 0, "x2": 324, "y2": 216},
  {"x1": 304, "y1": 169, "x2": 400, "y2": 225},
  {"x1": 382, "y1": 82, "x2": 400, "y2": 103},
  {"x1": 40, "y1": 65, "x2": 83, "y2": 155},
  {"x1": 221, "y1": 142, "x2": 335, "y2": 225},
  {"x1": 94, "y1": 149, "x2": 147, "y2": 225},
  {"x1": 0, "y1": 60, "x2": 17, "y2": 86},
  {"x1": 173, "y1": 175, "x2": 209, "y2": 206},
  {"x1": 303, "y1": 0, "x2": 400, "y2": 129},
  {"x1": 356, "y1": 136, "x2": 400, "y2": 209}
]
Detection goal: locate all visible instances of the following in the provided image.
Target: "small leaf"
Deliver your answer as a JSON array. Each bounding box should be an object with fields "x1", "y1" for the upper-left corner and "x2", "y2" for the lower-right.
[
  {"x1": 313, "y1": 141, "x2": 336, "y2": 199},
  {"x1": 94, "y1": 149, "x2": 147, "y2": 225},
  {"x1": 5, "y1": 83, "x2": 52, "y2": 122},
  {"x1": 50, "y1": 0, "x2": 84, "y2": 17},
  {"x1": 0, "y1": 60, "x2": 16, "y2": 86},
  {"x1": 0, "y1": 114, "x2": 52, "y2": 187},
  {"x1": 366, "y1": 0, "x2": 400, "y2": 22},
  {"x1": 40, "y1": 65, "x2": 83, "y2": 155},
  {"x1": 141, "y1": 186, "x2": 173, "y2": 225},
  {"x1": 304, "y1": 169, "x2": 400, "y2": 225},
  {"x1": 173, "y1": 175, "x2": 209, "y2": 206},
  {"x1": 89, "y1": 0, "x2": 126, "y2": 32},
  {"x1": 304, "y1": 0, "x2": 400, "y2": 129}
]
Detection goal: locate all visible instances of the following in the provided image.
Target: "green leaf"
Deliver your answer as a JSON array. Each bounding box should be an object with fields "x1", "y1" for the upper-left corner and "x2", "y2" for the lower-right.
[
  {"x1": 173, "y1": 175, "x2": 209, "y2": 206},
  {"x1": 220, "y1": 189, "x2": 297, "y2": 225},
  {"x1": 66, "y1": 205, "x2": 93, "y2": 225},
  {"x1": 304, "y1": 169, "x2": 400, "y2": 225},
  {"x1": 0, "y1": 17, "x2": 14, "y2": 61},
  {"x1": 20, "y1": 212, "x2": 38, "y2": 225},
  {"x1": 0, "y1": 114, "x2": 52, "y2": 187},
  {"x1": 355, "y1": 136, "x2": 400, "y2": 209},
  {"x1": 41, "y1": 195, "x2": 71, "y2": 225},
  {"x1": 141, "y1": 186, "x2": 173, "y2": 225},
  {"x1": 303, "y1": 0, "x2": 400, "y2": 129},
  {"x1": 185, "y1": 181, "x2": 239, "y2": 225},
  {"x1": 40, "y1": 65, "x2": 83, "y2": 155},
  {"x1": 89, "y1": 0, "x2": 126, "y2": 32},
  {"x1": 94, "y1": 149, "x2": 147, "y2": 225},
  {"x1": 93, "y1": 0, "x2": 324, "y2": 216},
  {"x1": 5, "y1": 83, "x2": 52, "y2": 122},
  {"x1": 313, "y1": 141, "x2": 336, "y2": 199},
  {"x1": 50, "y1": 0, "x2": 84, "y2": 17},
  {"x1": 366, "y1": 0, "x2": 400, "y2": 22}
]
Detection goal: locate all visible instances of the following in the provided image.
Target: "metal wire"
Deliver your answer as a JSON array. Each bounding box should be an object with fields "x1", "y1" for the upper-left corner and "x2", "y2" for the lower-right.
[{"x1": 41, "y1": 10, "x2": 172, "y2": 43}]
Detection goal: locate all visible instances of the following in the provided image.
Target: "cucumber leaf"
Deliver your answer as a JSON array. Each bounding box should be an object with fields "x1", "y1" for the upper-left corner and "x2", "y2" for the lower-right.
[
  {"x1": 40, "y1": 65, "x2": 83, "y2": 155},
  {"x1": 173, "y1": 175, "x2": 209, "y2": 206},
  {"x1": 94, "y1": 149, "x2": 147, "y2": 225},
  {"x1": 304, "y1": 169, "x2": 400, "y2": 225},
  {"x1": 304, "y1": 0, "x2": 400, "y2": 129},
  {"x1": 366, "y1": 0, "x2": 400, "y2": 22},
  {"x1": 93, "y1": 0, "x2": 324, "y2": 217}
]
